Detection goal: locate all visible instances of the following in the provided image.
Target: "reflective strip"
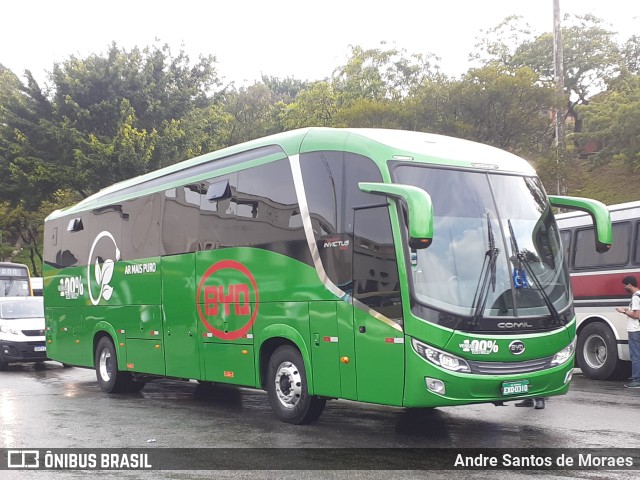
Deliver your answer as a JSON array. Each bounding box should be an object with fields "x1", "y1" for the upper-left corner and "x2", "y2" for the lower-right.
[
  {"x1": 243, "y1": 333, "x2": 254, "y2": 339},
  {"x1": 289, "y1": 154, "x2": 344, "y2": 299},
  {"x1": 151, "y1": 330, "x2": 160, "y2": 336},
  {"x1": 385, "y1": 337, "x2": 405, "y2": 344},
  {"x1": 323, "y1": 336, "x2": 339, "y2": 343},
  {"x1": 289, "y1": 154, "x2": 403, "y2": 333},
  {"x1": 117, "y1": 329, "x2": 125, "y2": 334},
  {"x1": 202, "y1": 333, "x2": 214, "y2": 338}
]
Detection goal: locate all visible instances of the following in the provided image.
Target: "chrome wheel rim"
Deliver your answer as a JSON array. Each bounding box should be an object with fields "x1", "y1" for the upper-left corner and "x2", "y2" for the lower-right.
[
  {"x1": 99, "y1": 348, "x2": 112, "y2": 382},
  {"x1": 274, "y1": 361, "x2": 302, "y2": 409},
  {"x1": 584, "y1": 334, "x2": 607, "y2": 369}
]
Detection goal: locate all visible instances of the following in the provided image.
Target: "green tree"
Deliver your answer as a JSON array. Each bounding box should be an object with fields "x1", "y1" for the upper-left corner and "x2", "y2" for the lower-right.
[
  {"x1": 621, "y1": 35, "x2": 640, "y2": 74},
  {"x1": 0, "y1": 66, "x2": 71, "y2": 205},
  {"x1": 404, "y1": 76, "x2": 457, "y2": 134},
  {"x1": 450, "y1": 65, "x2": 555, "y2": 151},
  {"x1": 473, "y1": 14, "x2": 621, "y2": 134},
  {"x1": 279, "y1": 82, "x2": 338, "y2": 129},
  {"x1": 260, "y1": 75, "x2": 308, "y2": 104},
  {"x1": 1, "y1": 43, "x2": 225, "y2": 264},
  {"x1": 48, "y1": 43, "x2": 222, "y2": 192},
  {"x1": 222, "y1": 83, "x2": 278, "y2": 144},
  {"x1": 332, "y1": 43, "x2": 440, "y2": 103},
  {"x1": 576, "y1": 74, "x2": 640, "y2": 169},
  {"x1": 334, "y1": 98, "x2": 405, "y2": 129}
]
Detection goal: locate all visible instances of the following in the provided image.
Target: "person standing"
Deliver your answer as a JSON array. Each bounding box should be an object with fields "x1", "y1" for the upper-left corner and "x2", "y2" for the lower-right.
[{"x1": 616, "y1": 276, "x2": 640, "y2": 388}]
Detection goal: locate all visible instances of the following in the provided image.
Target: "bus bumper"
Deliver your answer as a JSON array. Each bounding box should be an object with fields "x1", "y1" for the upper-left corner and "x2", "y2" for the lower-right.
[{"x1": 403, "y1": 347, "x2": 575, "y2": 407}]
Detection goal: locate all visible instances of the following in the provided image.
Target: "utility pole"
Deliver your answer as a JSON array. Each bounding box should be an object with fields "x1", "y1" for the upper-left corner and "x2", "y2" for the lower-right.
[{"x1": 553, "y1": 0, "x2": 566, "y2": 195}]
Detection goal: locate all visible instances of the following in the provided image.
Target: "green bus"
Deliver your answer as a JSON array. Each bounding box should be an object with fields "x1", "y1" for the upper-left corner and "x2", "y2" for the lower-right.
[{"x1": 43, "y1": 128, "x2": 612, "y2": 424}]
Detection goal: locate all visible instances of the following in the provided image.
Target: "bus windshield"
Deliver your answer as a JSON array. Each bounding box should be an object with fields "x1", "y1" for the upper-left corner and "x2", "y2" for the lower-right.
[
  {"x1": 393, "y1": 165, "x2": 570, "y2": 319},
  {"x1": 0, "y1": 264, "x2": 31, "y2": 297}
]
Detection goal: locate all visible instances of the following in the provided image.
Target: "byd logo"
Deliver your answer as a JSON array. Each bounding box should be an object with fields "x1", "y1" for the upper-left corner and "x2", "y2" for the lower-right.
[
  {"x1": 205, "y1": 284, "x2": 251, "y2": 316},
  {"x1": 196, "y1": 260, "x2": 259, "y2": 340},
  {"x1": 509, "y1": 340, "x2": 526, "y2": 355}
]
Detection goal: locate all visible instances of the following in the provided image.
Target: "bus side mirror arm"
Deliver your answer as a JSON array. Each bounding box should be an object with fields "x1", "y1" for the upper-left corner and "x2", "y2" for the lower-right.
[
  {"x1": 549, "y1": 195, "x2": 612, "y2": 253},
  {"x1": 358, "y1": 182, "x2": 434, "y2": 249}
]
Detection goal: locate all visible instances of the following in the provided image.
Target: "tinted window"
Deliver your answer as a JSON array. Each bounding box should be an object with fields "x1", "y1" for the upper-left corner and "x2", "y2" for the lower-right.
[
  {"x1": 353, "y1": 206, "x2": 402, "y2": 322},
  {"x1": 121, "y1": 193, "x2": 163, "y2": 259},
  {"x1": 199, "y1": 160, "x2": 312, "y2": 265},
  {"x1": 199, "y1": 173, "x2": 239, "y2": 250},
  {"x1": 95, "y1": 145, "x2": 283, "y2": 204},
  {"x1": 162, "y1": 184, "x2": 203, "y2": 255},
  {"x1": 300, "y1": 151, "x2": 386, "y2": 290},
  {"x1": 574, "y1": 222, "x2": 631, "y2": 268},
  {"x1": 635, "y1": 223, "x2": 640, "y2": 264}
]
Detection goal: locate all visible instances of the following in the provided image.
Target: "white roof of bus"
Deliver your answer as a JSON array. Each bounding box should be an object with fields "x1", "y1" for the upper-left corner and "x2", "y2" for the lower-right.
[
  {"x1": 347, "y1": 128, "x2": 535, "y2": 174},
  {"x1": 555, "y1": 200, "x2": 640, "y2": 227}
]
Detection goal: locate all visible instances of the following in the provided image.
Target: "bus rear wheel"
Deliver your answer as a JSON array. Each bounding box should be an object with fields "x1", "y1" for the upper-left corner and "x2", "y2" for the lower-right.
[
  {"x1": 266, "y1": 345, "x2": 325, "y2": 424},
  {"x1": 94, "y1": 337, "x2": 145, "y2": 393},
  {"x1": 577, "y1": 323, "x2": 625, "y2": 380}
]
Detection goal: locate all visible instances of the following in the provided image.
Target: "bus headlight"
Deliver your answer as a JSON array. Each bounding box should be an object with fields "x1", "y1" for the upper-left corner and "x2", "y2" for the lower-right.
[
  {"x1": 411, "y1": 338, "x2": 471, "y2": 373},
  {"x1": 551, "y1": 338, "x2": 576, "y2": 367}
]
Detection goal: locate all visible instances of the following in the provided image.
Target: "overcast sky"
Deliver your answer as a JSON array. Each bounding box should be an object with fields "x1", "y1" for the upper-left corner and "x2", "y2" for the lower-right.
[{"x1": 2, "y1": 0, "x2": 639, "y2": 87}]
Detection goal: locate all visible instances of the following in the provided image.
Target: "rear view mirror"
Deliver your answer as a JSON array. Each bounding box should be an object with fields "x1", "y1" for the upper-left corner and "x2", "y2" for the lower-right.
[
  {"x1": 549, "y1": 195, "x2": 612, "y2": 253},
  {"x1": 359, "y1": 182, "x2": 434, "y2": 249}
]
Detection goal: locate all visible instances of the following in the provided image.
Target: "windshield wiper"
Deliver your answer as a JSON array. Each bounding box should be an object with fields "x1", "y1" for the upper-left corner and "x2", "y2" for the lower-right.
[
  {"x1": 470, "y1": 214, "x2": 499, "y2": 327},
  {"x1": 507, "y1": 219, "x2": 562, "y2": 326}
]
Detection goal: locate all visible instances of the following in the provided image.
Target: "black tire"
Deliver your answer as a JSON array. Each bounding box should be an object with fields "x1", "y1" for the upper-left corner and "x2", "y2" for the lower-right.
[
  {"x1": 94, "y1": 337, "x2": 141, "y2": 393},
  {"x1": 577, "y1": 322, "x2": 626, "y2": 380},
  {"x1": 266, "y1": 345, "x2": 326, "y2": 424},
  {"x1": 0, "y1": 352, "x2": 8, "y2": 371}
]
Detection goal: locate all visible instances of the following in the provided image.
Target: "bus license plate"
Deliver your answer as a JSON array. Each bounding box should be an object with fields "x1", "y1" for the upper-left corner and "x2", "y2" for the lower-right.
[
  {"x1": 501, "y1": 380, "x2": 529, "y2": 396},
  {"x1": 34, "y1": 346, "x2": 46, "y2": 352}
]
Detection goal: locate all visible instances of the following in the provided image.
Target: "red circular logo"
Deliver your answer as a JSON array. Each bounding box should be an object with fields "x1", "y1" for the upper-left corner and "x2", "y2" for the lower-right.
[{"x1": 196, "y1": 260, "x2": 259, "y2": 340}]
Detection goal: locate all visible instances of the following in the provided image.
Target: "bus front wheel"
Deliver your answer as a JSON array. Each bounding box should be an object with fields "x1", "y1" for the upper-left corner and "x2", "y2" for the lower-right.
[
  {"x1": 266, "y1": 345, "x2": 326, "y2": 424},
  {"x1": 577, "y1": 323, "x2": 624, "y2": 380},
  {"x1": 94, "y1": 337, "x2": 145, "y2": 393}
]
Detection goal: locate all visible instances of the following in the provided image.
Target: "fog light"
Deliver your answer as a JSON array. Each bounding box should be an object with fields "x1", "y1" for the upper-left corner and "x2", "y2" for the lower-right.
[
  {"x1": 425, "y1": 377, "x2": 445, "y2": 395},
  {"x1": 564, "y1": 369, "x2": 573, "y2": 384}
]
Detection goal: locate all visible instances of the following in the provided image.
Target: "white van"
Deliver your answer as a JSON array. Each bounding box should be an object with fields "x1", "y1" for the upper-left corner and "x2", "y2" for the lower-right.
[{"x1": 0, "y1": 296, "x2": 47, "y2": 370}]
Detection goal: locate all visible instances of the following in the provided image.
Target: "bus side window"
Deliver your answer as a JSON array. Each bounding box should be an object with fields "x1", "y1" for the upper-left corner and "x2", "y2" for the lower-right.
[
  {"x1": 300, "y1": 151, "x2": 385, "y2": 291},
  {"x1": 634, "y1": 222, "x2": 640, "y2": 264},
  {"x1": 574, "y1": 222, "x2": 631, "y2": 269},
  {"x1": 353, "y1": 206, "x2": 403, "y2": 323}
]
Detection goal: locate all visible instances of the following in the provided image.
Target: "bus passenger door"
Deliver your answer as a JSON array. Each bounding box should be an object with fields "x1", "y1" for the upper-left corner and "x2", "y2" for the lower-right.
[
  {"x1": 162, "y1": 254, "x2": 200, "y2": 379},
  {"x1": 352, "y1": 205, "x2": 405, "y2": 406}
]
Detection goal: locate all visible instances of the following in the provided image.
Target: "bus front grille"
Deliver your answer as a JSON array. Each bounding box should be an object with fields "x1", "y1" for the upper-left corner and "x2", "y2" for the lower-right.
[{"x1": 468, "y1": 356, "x2": 554, "y2": 375}]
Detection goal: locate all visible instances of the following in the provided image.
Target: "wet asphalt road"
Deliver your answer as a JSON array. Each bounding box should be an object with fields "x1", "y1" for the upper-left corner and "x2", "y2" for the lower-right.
[{"x1": 1, "y1": 362, "x2": 639, "y2": 479}]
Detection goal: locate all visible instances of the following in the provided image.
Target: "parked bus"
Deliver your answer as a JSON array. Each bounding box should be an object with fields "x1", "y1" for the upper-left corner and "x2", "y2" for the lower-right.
[
  {"x1": 43, "y1": 128, "x2": 611, "y2": 423},
  {"x1": 556, "y1": 201, "x2": 640, "y2": 380},
  {"x1": 0, "y1": 262, "x2": 33, "y2": 297}
]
